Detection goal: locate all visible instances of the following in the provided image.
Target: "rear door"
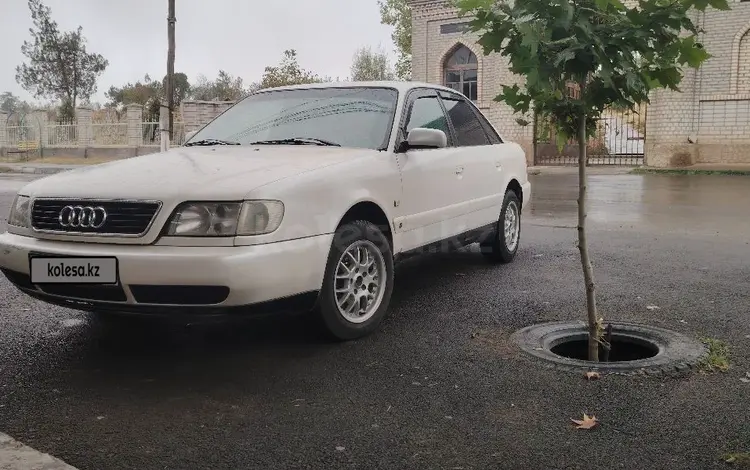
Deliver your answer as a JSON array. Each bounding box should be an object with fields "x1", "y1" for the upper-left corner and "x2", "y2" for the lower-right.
[{"x1": 437, "y1": 90, "x2": 506, "y2": 231}]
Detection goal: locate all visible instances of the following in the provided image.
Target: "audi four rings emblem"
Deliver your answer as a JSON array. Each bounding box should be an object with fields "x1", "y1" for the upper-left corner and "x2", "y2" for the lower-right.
[{"x1": 58, "y1": 205, "x2": 108, "y2": 229}]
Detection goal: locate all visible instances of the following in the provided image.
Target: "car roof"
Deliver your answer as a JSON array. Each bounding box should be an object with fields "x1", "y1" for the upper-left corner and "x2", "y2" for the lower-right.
[{"x1": 256, "y1": 80, "x2": 463, "y2": 96}]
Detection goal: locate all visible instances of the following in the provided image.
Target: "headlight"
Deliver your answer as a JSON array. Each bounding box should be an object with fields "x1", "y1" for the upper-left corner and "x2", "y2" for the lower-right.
[
  {"x1": 7, "y1": 195, "x2": 31, "y2": 228},
  {"x1": 166, "y1": 200, "x2": 284, "y2": 237}
]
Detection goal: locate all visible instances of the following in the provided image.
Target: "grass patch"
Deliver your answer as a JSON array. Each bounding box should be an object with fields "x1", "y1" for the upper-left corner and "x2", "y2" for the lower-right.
[
  {"x1": 697, "y1": 337, "x2": 730, "y2": 372},
  {"x1": 630, "y1": 168, "x2": 750, "y2": 176},
  {"x1": 723, "y1": 453, "x2": 750, "y2": 468}
]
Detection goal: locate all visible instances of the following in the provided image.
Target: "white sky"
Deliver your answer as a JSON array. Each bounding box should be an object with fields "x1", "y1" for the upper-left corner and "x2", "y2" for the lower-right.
[{"x1": 0, "y1": 0, "x2": 398, "y2": 105}]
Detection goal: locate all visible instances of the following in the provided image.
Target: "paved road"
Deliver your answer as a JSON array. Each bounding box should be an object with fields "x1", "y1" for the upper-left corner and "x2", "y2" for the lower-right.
[{"x1": 0, "y1": 171, "x2": 748, "y2": 469}]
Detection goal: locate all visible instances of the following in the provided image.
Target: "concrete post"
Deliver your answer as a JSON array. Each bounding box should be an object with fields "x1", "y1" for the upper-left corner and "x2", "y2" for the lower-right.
[
  {"x1": 31, "y1": 110, "x2": 49, "y2": 148},
  {"x1": 125, "y1": 104, "x2": 143, "y2": 147},
  {"x1": 0, "y1": 112, "x2": 7, "y2": 156},
  {"x1": 159, "y1": 104, "x2": 170, "y2": 152},
  {"x1": 76, "y1": 107, "x2": 93, "y2": 148}
]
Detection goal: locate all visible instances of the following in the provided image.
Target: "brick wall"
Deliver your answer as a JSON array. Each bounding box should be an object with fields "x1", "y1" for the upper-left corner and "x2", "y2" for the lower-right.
[
  {"x1": 410, "y1": 0, "x2": 534, "y2": 165},
  {"x1": 410, "y1": 0, "x2": 750, "y2": 167},
  {"x1": 180, "y1": 100, "x2": 236, "y2": 133}
]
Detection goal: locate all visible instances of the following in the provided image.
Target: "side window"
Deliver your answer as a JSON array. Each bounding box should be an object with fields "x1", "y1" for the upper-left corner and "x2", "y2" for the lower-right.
[
  {"x1": 441, "y1": 98, "x2": 491, "y2": 147},
  {"x1": 405, "y1": 96, "x2": 450, "y2": 139},
  {"x1": 474, "y1": 107, "x2": 503, "y2": 144}
]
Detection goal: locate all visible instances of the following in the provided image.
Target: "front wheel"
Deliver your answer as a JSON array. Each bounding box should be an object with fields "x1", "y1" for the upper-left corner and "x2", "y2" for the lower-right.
[
  {"x1": 480, "y1": 190, "x2": 521, "y2": 264},
  {"x1": 315, "y1": 220, "x2": 394, "y2": 341}
]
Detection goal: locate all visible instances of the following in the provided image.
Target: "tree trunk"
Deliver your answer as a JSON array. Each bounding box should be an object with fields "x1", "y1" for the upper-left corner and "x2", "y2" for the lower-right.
[
  {"x1": 166, "y1": 0, "x2": 176, "y2": 141},
  {"x1": 577, "y1": 113, "x2": 600, "y2": 362}
]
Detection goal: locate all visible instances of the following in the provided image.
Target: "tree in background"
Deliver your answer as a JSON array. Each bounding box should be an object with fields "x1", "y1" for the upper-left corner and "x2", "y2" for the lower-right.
[
  {"x1": 105, "y1": 75, "x2": 162, "y2": 120},
  {"x1": 350, "y1": 46, "x2": 396, "y2": 81},
  {"x1": 377, "y1": 0, "x2": 411, "y2": 80},
  {"x1": 457, "y1": 0, "x2": 728, "y2": 361},
  {"x1": 0, "y1": 92, "x2": 32, "y2": 116},
  {"x1": 162, "y1": 72, "x2": 190, "y2": 110},
  {"x1": 15, "y1": 0, "x2": 108, "y2": 121},
  {"x1": 190, "y1": 70, "x2": 253, "y2": 101},
  {"x1": 106, "y1": 73, "x2": 191, "y2": 120},
  {"x1": 259, "y1": 50, "x2": 325, "y2": 89}
]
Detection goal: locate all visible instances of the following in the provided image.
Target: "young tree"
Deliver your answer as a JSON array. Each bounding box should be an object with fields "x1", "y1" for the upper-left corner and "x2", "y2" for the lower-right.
[
  {"x1": 457, "y1": 0, "x2": 728, "y2": 361},
  {"x1": 351, "y1": 46, "x2": 396, "y2": 81},
  {"x1": 190, "y1": 71, "x2": 253, "y2": 101},
  {"x1": 377, "y1": 0, "x2": 411, "y2": 80},
  {"x1": 15, "y1": 0, "x2": 108, "y2": 120},
  {"x1": 259, "y1": 50, "x2": 324, "y2": 89}
]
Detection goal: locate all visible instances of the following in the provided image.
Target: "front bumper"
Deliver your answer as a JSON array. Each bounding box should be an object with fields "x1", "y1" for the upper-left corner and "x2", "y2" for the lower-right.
[
  {"x1": 0, "y1": 232, "x2": 333, "y2": 316},
  {"x1": 521, "y1": 180, "x2": 532, "y2": 212}
]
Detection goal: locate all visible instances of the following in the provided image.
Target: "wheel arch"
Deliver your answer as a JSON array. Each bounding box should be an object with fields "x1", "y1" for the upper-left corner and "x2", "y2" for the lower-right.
[
  {"x1": 335, "y1": 200, "x2": 393, "y2": 248},
  {"x1": 506, "y1": 178, "x2": 523, "y2": 208}
]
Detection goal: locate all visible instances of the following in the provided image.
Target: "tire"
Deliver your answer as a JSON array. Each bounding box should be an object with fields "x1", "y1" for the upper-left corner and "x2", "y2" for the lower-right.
[
  {"x1": 480, "y1": 189, "x2": 521, "y2": 264},
  {"x1": 315, "y1": 220, "x2": 395, "y2": 341}
]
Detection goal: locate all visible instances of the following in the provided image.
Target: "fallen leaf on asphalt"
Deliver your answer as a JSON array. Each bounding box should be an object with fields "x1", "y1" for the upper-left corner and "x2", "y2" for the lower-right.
[
  {"x1": 646, "y1": 305, "x2": 660, "y2": 311},
  {"x1": 585, "y1": 371, "x2": 601, "y2": 381},
  {"x1": 571, "y1": 414, "x2": 599, "y2": 430}
]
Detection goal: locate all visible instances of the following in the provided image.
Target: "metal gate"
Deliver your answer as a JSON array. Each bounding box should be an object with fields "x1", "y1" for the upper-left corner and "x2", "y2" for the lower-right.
[
  {"x1": 4, "y1": 112, "x2": 42, "y2": 161},
  {"x1": 534, "y1": 103, "x2": 646, "y2": 166}
]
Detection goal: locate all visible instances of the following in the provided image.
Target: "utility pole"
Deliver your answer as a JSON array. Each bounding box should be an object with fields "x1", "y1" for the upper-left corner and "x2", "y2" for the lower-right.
[{"x1": 165, "y1": 0, "x2": 176, "y2": 147}]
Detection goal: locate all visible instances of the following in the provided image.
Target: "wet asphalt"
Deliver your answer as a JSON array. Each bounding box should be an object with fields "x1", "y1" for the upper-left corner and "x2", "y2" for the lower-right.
[{"x1": 0, "y1": 170, "x2": 748, "y2": 470}]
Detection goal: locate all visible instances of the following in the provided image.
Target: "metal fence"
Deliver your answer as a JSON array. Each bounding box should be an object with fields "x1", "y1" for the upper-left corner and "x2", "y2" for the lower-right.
[
  {"x1": 534, "y1": 104, "x2": 647, "y2": 166},
  {"x1": 91, "y1": 123, "x2": 128, "y2": 146},
  {"x1": 3, "y1": 120, "x2": 186, "y2": 149},
  {"x1": 142, "y1": 121, "x2": 186, "y2": 146},
  {"x1": 48, "y1": 123, "x2": 78, "y2": 146}
]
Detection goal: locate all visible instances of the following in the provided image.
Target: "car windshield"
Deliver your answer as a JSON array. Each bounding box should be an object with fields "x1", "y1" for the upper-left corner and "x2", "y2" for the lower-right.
[{"x1": 186, "y1": 86, "x2": 399, "y2": 150}]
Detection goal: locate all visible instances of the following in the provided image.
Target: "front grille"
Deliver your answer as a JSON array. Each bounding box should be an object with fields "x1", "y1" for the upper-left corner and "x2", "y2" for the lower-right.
[{"x1": 31, "y1": 199, "x2": 161, "y2": 236}]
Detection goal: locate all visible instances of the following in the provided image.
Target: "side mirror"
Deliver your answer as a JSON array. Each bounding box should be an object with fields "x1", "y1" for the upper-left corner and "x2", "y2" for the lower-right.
[{"x1": 399, "y1": 128, "x2": 447, "y2": 152}]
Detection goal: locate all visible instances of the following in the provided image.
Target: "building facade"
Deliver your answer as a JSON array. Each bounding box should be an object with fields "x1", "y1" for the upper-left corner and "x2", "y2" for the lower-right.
[{"x1": 409, "y1": 0, "x2": 750, "y2": 167}]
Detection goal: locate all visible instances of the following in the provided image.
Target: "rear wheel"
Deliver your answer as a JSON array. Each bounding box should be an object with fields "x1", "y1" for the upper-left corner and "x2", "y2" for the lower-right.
[
  {"x1": 480, "y1": 189, "x2": 521, "y2": 264},
  {"x1": 315, "y1": 220, "x2": 394, "y2": 341}
]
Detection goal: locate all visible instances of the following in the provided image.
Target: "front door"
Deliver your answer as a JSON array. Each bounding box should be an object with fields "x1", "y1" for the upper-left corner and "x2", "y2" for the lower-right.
[{"x1": 392, "y1": 88, "x2": 469, "y2": 253}]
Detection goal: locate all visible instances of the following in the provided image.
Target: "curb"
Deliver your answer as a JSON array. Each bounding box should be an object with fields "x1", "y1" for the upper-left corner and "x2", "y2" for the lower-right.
[
  {"x1": 0, "y1": 166, "x2": 77, "y2": 175},
  {"x1": 0, "y1": 432, "x2": 78, "y2": 469},
  {"x1": 629, "y1": 168, "x2": 750, "y2": 176}
]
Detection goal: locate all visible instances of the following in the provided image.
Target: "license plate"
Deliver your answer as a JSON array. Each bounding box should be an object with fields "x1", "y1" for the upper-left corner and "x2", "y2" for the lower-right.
[{"x1": 30, "y1": 257, "x2": 118, "y2": 284}]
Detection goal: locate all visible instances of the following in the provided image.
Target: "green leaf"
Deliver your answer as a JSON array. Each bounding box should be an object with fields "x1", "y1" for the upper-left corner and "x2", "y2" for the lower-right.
[
  {"x1": 556, "y1": 130, "x2": 568, "y2": 153},
  {"x1": 708, "y1": 0, "x2": 731, "y2": 9},
  {"x1": 678, "y1": 36, "x2": 711, "y2": 68}
]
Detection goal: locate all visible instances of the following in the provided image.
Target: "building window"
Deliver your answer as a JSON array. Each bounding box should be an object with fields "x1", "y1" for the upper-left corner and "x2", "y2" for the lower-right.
[
  {"x1": 444, "y1": 45, "x2": 478, "y2": 101},
  {"x1": 440, "y1": 22, "x2": 471, "y2": 34}
]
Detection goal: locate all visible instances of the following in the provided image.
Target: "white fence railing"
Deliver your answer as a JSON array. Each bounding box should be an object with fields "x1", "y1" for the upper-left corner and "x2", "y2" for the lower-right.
[{"x1": 2, "y1": 121, "x2": 187, "y2": 148}]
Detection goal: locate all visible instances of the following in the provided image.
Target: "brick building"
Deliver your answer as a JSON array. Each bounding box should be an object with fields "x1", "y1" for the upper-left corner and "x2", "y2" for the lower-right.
[{"x1": 408, "y1": 0, "x2": 750, "y2": 167}]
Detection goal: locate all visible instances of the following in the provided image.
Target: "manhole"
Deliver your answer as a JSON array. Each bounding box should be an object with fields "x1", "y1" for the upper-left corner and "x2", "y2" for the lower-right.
[{"x1": 511, "y1": 321, "x2": 707, "y2": 375}]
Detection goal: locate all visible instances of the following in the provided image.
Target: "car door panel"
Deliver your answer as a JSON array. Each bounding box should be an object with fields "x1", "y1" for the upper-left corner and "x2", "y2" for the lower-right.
[
  {"x1": 439, "y1": 93, "x2": 507, "y2": 230},
  {"x1": 392, "y1": 89, "x2": 469, "y2": 252}
]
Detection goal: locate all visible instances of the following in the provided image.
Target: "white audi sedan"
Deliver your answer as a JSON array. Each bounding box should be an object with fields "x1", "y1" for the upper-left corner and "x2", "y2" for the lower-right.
[{"x1": 0, "y1": 81, "x2": 530, "y2": 340}]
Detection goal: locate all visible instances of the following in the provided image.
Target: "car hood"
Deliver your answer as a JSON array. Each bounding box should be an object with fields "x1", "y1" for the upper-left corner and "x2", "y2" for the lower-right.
[{"x1": 20, "y1": 145, "x2": 373, "y2": 200}]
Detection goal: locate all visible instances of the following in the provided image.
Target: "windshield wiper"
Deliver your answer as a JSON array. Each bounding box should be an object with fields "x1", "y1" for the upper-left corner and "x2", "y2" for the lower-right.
[
  {"x1": 249, "y1": 137, "x2": 341, "y2": 147},
  {"x1": 184, "y1": 138, "x2": 240, "y2": 147}
]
